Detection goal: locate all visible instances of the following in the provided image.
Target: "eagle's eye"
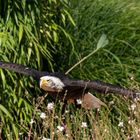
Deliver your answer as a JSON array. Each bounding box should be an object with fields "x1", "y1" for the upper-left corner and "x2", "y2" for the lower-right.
[{"x1": 46, "y1": 79, "x2": 50, "y2": 82}]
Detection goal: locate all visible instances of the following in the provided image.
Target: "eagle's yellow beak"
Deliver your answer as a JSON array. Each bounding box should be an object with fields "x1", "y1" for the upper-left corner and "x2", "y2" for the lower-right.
[{"x1": 40, "y1": 79, "x2": 48, "y2": 89}]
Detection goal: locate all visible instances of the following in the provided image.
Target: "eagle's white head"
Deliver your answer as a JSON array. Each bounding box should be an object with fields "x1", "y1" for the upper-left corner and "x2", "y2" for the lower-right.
[{"x1": 40, "y1": 76, "x2": 65, "y2": 92}]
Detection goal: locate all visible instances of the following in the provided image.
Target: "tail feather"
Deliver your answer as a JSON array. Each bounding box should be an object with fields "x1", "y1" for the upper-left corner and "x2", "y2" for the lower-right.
[{"x1": 81, "y1": 92, "x2": 106, "y2": 109}]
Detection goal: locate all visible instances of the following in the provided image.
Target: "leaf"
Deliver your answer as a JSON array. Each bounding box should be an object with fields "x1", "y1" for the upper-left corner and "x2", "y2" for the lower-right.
[
  {"x1": 0, "y1": 70, "x2": 6, "y2": 89},
  {"x1": 14, "y1": 13, "x2": 19, "y2": 26},
  {"x1": 19, "y1": 23, "x2": 23, "y2": 43},
  {"x1": 12, "y1": 124, "x2": 18, "y2": 140},
  {"x1": 46, "y1": 31, "x2": 52, "y2": 39},
  {"x1": 18, "y1": 98, "x2": 23, "y2": 108},
  {"x1": 27, "y1": 47, "x2": 32, "y2": 62},
  {"x1": 96, "y1": 34, "x2": 109, "y2": 49},
  {"x1": 66, "y1": 34, "x2": 109, "y2": 74},
  {"x1": 34, "y1": 44, "x2": 40, "y2": 67},
  {"x1": 53, "y1": 31, "x2": 58, "y2": 43},
  {"x1": 61, "y1": 13, "x2": 66, "y2": 25},
  {"x1": 104, "y1": 49, "x2": 123, "y2": 69},
  {"x1": 63, "y1": 9, "x2": 76, "y2": 26},
  {"x1": 0, "y1": 104, "x2": 13, "y2": 121}
]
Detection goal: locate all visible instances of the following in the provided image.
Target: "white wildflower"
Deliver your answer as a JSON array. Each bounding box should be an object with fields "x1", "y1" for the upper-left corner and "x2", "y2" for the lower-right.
[
  {"x1": 137, "y1": 128, "x2": 140, "y2": 138},
  {"x1": 128, "y1": 119, "x2": 135, "y2": 125},
  {"x1": 131, "y1": 103, "x2": 136, "y2": 111},
  {"x1": 30, "y1": 119, "x2": 35, "y2": 124},
  {"x1": 7, "y1": 134, "x2": 10, "y2": 137},
  {"x1": 118, "y1": 121, "x2": 124, "y2": 127},
  {"x1": 134, "y1": 96, "x2": 140, "y2": 101},
  {"x1": 19, "y1": 132, "x2": 23, "y2": 136},
  {"x1": 41, "y1": 137, "x2": 51, "y2": 140},
  {"x1": 130, "y1": 76, "x2": 134, "y2": 80},
  {"x1": 81, "y1": 122, "x2": 87, "y2": 128},
  {"x1": 76, "y1": 99, "x2": 82, "y2": 105},
  {"x1": 134, "y1": 111, "x2": 137, "y2": 115},
  {"x1": 65, "y1": 110, "x2": 69, "y2": 113},
  {"x1": 47, "y1": 102, "x2": 54, "y2": 110},
  {"x1": 109, "y1": 101, "x2": 114, "y2": 105},
  {"x1": 66, "y1": 134, "x2": 69, "y2": 137},
  {"x1": 40, "y1": 112, "x2": 46, "y2": 119},
  {"x1": 57, "y1": 125, "x2": 65, "y2": 132},
  {"x1": 135, "y1": 128, "x2": 140, "y2": 137},
  {"x1": 54, "y1": 115, "x2": 58, "y2": 119}
]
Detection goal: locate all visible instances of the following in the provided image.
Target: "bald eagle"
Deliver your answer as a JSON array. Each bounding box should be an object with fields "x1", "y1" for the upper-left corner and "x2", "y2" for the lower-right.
[{"x1": 0, "y1": 61, "x2": 139, "y2": 109}]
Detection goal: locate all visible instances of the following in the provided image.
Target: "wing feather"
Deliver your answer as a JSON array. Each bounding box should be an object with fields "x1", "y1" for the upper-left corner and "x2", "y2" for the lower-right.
[
  {"x1": 62, "y1": 79, "x2": 138, "y2": 98},
  {"x1": 81, "y1": 92, "x2": 106, "y2": 109},
  {"x1": 0, "y1": 61, "x2": 48, "y2": 79}
]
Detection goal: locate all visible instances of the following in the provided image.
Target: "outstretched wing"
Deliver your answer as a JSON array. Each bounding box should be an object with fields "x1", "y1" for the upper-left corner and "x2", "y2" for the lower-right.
[
  {"x1": 0, "y1": 61, "x2": 139, "y2": 98},
  {"x1": 0, "y1": 61, "x2": 48, "y2": 79},
  {"x1": 62, "y1": 78, "x2": 139, "y2": 98}
]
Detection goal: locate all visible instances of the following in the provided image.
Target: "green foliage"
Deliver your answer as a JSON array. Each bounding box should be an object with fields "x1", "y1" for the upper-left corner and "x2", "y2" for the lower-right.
[
  {"x1": 64, "y1": 0, "x2": 140, "y2": 139},
  {"x1": 65, "y1": 33, "x2": 109, "y2": 74},
  {"x1": 1, "y1": 0, "x2": 140, "y2": 139},
  {"x1": 68, "y1": 0, "x2": 140, "y2": 84},
  {"x1": 0, "y1": 0, "x2": 74, "y2": 138}
]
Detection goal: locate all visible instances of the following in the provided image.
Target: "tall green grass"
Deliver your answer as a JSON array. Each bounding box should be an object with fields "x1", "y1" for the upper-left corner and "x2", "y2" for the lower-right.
[
  {"x1": 67, "y1": 0, "x2": 140, "y2": 82},
  {"x1": 1, "y1": 0, "x2": 140, "y2": 139},
  {"x1": 63, "y1": 0, "x2": 140, "y2": 139},
  {"x1": 0, "y1": 0, "x2": 74, "y2": 139}
]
